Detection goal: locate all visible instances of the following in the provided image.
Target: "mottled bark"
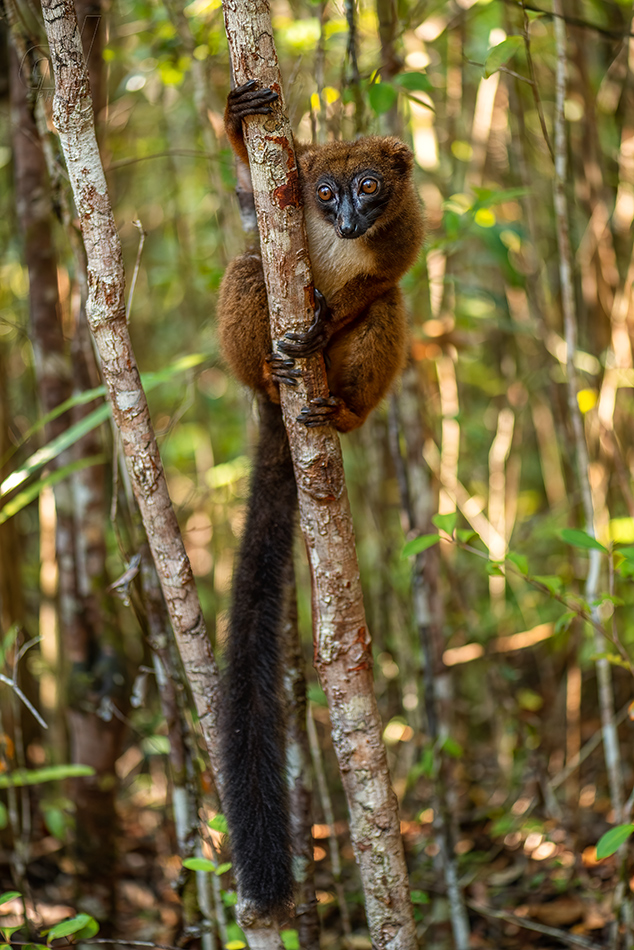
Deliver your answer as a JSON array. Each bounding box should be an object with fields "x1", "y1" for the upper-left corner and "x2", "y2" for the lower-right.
[
  {"x1": 9, "y1": 33, "x2": 126, "y2": 914},
  {"x1": 221, "y1": 3, "x2": 417, "y2": 947},
  {"x1": 38, "y1": 0, "x2": 223, "y2": 787},
  {"x1": 74, "y1": 0, "x2": 104, "y2": 121}
]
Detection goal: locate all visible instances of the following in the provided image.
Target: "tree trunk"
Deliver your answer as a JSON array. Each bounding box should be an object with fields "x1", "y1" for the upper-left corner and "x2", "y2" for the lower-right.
[
  {"x1": 221, "y1": 3, "x2": 417, "y2": 946},
  {"x1": 38, "y1": 0, "x2": 224, "y2": 793}
]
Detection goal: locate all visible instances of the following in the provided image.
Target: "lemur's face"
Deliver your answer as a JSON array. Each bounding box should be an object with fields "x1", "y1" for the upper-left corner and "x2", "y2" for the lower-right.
[{"x1": 299, "y1": 137, "x2": 414, "y2": 239}]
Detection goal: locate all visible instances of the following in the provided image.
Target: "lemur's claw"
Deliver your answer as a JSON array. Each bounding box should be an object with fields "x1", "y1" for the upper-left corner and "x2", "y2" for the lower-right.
[
  {"x1": 267, "y1": 352, "x2": 302, "y2": 387},
  {"x1": 296, "y1": 396, "x2": 341, "y2": 427}
]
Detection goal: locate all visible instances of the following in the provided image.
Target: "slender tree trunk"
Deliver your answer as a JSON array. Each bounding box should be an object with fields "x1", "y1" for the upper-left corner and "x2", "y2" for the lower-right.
[
  {"x1": 9, "y1": 32, "x2": 127, "y2": 916},
  {"x1": 221, "y1": 4, "x2": 417, "y2": 947},
  {"x1": 39, "y1": 0, "x2": 223, "y2": 795}
]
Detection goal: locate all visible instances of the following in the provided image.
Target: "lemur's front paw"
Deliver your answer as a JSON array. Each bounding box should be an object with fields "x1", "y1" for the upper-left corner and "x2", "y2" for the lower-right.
[
  {"x1": 266, "y1": 352, "x2": 302, "y2": 387},
  {"x1": 278, "y1": 290, "x2": 331, "y2": 357},
  {"x1": 297, "y1": 395, "x2": 342, "y2": 428},
  {"x1": 227, "y1": 80, "x2": 279, "y2": 119}
]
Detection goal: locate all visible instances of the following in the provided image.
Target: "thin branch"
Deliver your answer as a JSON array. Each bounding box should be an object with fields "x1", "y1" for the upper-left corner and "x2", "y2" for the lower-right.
[
  {"x1": 107, "y1": 149, "x2": 218, "y2": 170},
  {"x1": 499, "y1": 0, "x2": 634, "y2": 40},
  {"x1": 0, "y1": 674, "x2": 48, "y2": 730},
  {"x1": 468, "y1": 902, "x2": 604, "y2": 950},
  {"x1": 520, "y1": 2, "x2": 554, "y2": 162},
  {"x1": 125, "y1": 220, "x2": 146, "y2": 320}
]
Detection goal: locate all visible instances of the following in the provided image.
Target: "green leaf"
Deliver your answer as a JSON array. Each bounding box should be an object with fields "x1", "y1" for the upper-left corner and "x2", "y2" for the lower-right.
[
  {"x1": 392, "y1": 72, "x2": 433, "y2": 93},
  {"x1": 0, "y1": 455, "x2": 105, "y2": 526},
  {"x1": 0, "y1": 353, "x2": 209, "y2": 498},
  {"x1": 208, "y1": 814, "x2": 228, "y2": 833},
  {"x1": 506, "y1": 551, "x2": 528, "y2": 574},
  {"x1": 46, "y1": 915, "x2": 94, "y2": 944},
  {"x1": 596, "y1": 824, "x2": 634, "y2": 859},
  {"x1": 43, "y1": 807, "x2": 68, "y2": 841},
  {"x1": 221, "y1": 890, "x2": 238, "y2": 906},
  {"x1": 554, "y1": 611, "x2": 576, "y2": 633},
  {"x1": 560, "y1": 528, "x2": 607, "y2": 553},
  {"x1": 440, "y1": 735, "x2": 464, "y2": 758},
  {"x1": 616, "y1": 546, "x2": 634, "y2": 560},
  {"x1": 419, "y1": 747, "x2": 435, "y2": 778},
  {"x1": 533, "y1": 575, "x2": 563, "y2": 595},
  {"x1": 486, "y1": 561, "x2": 504, "y2": 576},
  {"x1": 410, "y1": 890, "x2": 430, "y2": 904},
  {"x1": 0, "y1": 804, "x2": 8, "y2": 830},
  {"x1": 0, "y1": 406, "x2": 110, "y2": 501},
  {"x1": 456, "y1": 528, "x2": 478, "y2": 544},
  {"x1": 484, "y1": 36, "x2": 523, "y2": 78},
  {"x1": 402, "y1": 534, "x2": 439, "y2": 558},
  {"x1": 16, "y1": 386, "x2": 106, "y2": 450},
  {"x1": 73, "y1": 920, "x2": 99, "y2": 941},
  {"x1": 593, "y1": 594, "x2": 624, "y2": 607},
  {"x1": 0, "y1": 892, "x2": 20, "y2": 906},
  {"x1": 215, "y1": 862, "x2": 232, "y2": 876},
  {"x1": 517, "y1": 688, "x2": 543, "y2": 711},
  {"x1": 368, "y1": 82, "x2": 398, "y2": 115},
  {"x1": 225, "y1": 922, "x2": 247, "y2": 948},
  {"x1": 141, "y1": 352, "x2": 209, "y2": 391},
  {"x1": 591, "y1": 652, "x2": 632, "y2": 671},
  {"x1": 307, "y1": 683, "x2": 327, "y2": 706},
  {"x1": 0, "y1": 765, "x2": 94, "y2": 788},
  {"x1": 183, "y1": 857, "x2": 216, "y2": 873},
  {"x1": 432, "y1": 512, "x2": 457, "y2": 535},
  {"x1": 471, "y1": 186, "x2": 528, "y2": 206},
  {"x1": 281, "y1": 930, "x2": 300, "y2": 950},
  {"x1": 1, "y1": 926, "x2": 22, "y2": 940},
  {"x1": 142, "y1": 735, "x2": 170, "y2": 755}
]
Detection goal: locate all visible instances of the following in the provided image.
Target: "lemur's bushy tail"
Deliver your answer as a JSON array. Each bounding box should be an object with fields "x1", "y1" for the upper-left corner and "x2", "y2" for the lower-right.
[{"x1": 220, "y1": 399, "x2": 297, "y2": 917}]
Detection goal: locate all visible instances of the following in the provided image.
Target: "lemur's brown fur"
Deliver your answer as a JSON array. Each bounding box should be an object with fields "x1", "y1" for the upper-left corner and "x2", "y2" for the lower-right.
[
  {"x1": 217, "y1": 82, "x2": 423, "y2": 919},
  {"x1": 217, "y1": 83, "x2": 424, "y2": 432}
]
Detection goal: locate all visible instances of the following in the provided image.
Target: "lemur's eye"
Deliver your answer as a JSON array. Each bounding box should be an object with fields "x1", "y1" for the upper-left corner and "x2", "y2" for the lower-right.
[
  {"x1": 360, "y1": 178, "x2": 379, "y2": 195},
  {"x1": 317, "y1": 184, "x2": 333, "y2": 201}
]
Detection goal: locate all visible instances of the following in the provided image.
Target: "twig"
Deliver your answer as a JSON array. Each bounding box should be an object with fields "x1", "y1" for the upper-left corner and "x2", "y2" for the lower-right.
[
  {"x1": 108, "y1": 149, "x2": 217, "y2": 169},
  {"x1": 499, "y1": 0, "x2": 634, "y2": 40},
  {"x1": 125, "y1": 220, "x2": 146, "y2": 320},
  {"x1": 454, "y1": 540, "x2": 634, "y2": 672},
  {"x1": 464, "y1": 57, "x2": 533, "y2": 85},
  {"x1": 550, "y1": 701, "x2": 630, "y2": 791},
  {"x1": 520, "y1": 2, "x2": 554, "y2": 161},
  {"x1": 0, "y1": 674, "x2": 47, "y2": 730},
  {"x1": 468, "y1": 901, "x2": 604, "y2": 950}
]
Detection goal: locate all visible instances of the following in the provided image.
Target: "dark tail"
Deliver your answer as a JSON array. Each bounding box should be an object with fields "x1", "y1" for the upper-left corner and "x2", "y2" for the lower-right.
[{"x1": 220, "y1": 398, "x2": 297, "y2": 917}]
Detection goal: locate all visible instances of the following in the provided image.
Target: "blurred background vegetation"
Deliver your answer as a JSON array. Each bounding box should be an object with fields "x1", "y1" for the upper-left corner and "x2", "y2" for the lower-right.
[{"x1": 2, "y1": 0, "x2": 634, "y2": 947}]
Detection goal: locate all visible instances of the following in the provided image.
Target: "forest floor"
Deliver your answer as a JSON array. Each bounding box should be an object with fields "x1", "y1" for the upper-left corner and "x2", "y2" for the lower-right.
[
  {"x1": 0, "y1": 780, "x2": 625, "y2": 950},
  {"x1": 0, "y1": 729, "x2": 628, "y2": 950}
]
